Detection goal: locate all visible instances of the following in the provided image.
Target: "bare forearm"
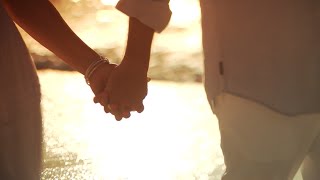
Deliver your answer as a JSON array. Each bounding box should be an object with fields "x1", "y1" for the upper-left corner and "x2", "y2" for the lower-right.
[
  {"x1": 2, "y1": 0, "x2": 99, "y2": 74},
  {"x1": 122, "y1": 17, "x2": 155, "y2": 74}
]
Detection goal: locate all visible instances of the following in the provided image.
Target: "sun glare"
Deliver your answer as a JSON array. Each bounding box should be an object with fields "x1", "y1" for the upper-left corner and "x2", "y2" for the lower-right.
[
  {"x1": 169, "y1": 0, "x2": 201, "y2": 27},
  {"x1": 100, "y1": 0, "x2": 118, "y2": 6}
]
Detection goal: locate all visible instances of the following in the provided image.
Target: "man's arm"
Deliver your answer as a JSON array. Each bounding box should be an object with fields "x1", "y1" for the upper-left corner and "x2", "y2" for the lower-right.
[
  {"x1": 115, "y1": 0, "x2": 172, "y2": 68},
  {"x1": 100, "y1": 0, "x2": 172, "y2": 120},
  {"x1": 122, "y1": 17, "x2": 155, "y2": 74},
  {"x1": 116, "y1": 0, "x2": 172, "y2": 72},
  {"x1": 101, "y1": 17, "x2": 155, "y2": 120}
]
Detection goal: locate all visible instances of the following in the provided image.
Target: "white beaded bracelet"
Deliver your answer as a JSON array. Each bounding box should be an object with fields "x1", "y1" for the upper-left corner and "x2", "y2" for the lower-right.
[{"x1": 85, "y1": 56, "x2": 110, "y2": 85}]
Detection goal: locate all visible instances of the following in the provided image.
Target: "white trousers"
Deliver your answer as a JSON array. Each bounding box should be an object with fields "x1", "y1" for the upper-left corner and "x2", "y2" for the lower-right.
[{"x1": 212, "y1": 93, "x2": 320, "y2": 180}]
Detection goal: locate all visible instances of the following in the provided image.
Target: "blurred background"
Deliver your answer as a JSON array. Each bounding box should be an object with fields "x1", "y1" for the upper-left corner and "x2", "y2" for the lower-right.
[
  {"x1": 24, "y1": 0, "x2": 204, "y2": 82},
  {"x1": 20, "y1": 0, "x2": 302, "y2": 179}
]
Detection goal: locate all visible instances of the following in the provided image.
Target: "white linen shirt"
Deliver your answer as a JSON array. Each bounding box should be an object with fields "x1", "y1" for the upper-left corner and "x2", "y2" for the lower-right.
[{"x1": 116, "y1": 0, "x2": 320, "y2": 115}]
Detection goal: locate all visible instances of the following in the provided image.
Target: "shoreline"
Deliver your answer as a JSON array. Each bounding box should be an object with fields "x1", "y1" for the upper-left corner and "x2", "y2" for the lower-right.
[{"x1": 32, "y1": 50, "x2": 204, "y2": 83}]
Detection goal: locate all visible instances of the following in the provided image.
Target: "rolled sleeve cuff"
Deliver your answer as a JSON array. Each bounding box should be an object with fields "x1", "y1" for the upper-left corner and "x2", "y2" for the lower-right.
[{"x1": 116, "y1": 0, "x2": 172, "y2": 33}]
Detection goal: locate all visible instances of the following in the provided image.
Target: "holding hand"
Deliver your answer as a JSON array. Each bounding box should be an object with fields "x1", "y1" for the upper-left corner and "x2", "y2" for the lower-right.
[
  {"x1": 86, "y1": 59, "x2": 117, "y2": 96},
  {"x1": 94, "y1": 58, "x2": 149, "y2": 121},
  {"x1": 92, "y1": 17, "x2": 155, "y2": 121}
]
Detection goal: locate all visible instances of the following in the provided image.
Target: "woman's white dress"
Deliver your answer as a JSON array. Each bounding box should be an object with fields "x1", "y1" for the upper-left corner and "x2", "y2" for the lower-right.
[{"x1": 0, "y1": 3, "x2": 42, "y2": 180}]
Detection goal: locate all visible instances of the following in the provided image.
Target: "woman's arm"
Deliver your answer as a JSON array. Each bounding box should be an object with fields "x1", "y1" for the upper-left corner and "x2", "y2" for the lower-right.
[
  {"x1": 2, "y1": 0, "x2": 101, "y2": 74},
  {"x1": 1, "y1": 0, "x2": 114, "y2": 94}
]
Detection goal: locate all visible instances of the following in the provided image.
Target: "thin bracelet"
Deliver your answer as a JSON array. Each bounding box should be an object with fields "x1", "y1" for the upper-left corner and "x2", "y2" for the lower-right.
[
  {"x1": 85, "y1": 56, "x2": 108, "y2": 76},
  {"x1": 85, "y1": 56, "x2": 110, "y2": 85}
]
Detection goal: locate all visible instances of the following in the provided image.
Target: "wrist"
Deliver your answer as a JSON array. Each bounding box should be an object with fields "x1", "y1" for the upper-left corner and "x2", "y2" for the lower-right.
[
  {"x1": 88, "y1": 62, "x2": 116, "y2": 95},
  {"x1": 121, "y1": 55, "x2": 149, "y2": 75},
  {"x1": 85, "y1": 57, "x2": 109, "y2": 85}
]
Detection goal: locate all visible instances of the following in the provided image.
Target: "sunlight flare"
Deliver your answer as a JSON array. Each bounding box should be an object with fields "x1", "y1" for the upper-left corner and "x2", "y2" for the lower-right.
[
  {"x1": 169, "y1": 0, "x2": 201, "y2": 27},
  {"x1": 100, "y1": 0, "x2": 118, "y2": 6}
]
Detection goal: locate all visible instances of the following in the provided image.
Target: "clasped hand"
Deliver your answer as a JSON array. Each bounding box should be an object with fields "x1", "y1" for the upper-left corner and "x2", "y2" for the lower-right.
[{"x1": 89, "y1": 60, "x2": 149, "y2": 121}]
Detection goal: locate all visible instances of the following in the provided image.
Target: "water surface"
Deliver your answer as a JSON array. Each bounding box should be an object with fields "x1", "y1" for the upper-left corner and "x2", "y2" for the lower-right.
[{"x1": 39, "y1": 70, "x2": 224, "y2": 180}]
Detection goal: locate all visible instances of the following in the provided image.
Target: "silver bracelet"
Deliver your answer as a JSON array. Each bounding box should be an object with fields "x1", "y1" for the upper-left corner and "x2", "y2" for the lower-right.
[{"x1": 85, "y1": 56, "x2": 109, "y2": 85}]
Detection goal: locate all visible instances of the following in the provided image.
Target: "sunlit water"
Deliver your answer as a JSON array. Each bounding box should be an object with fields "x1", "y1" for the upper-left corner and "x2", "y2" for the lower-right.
[{"x1": 39, "y1": 70, "x2": 224, "y2": 180}]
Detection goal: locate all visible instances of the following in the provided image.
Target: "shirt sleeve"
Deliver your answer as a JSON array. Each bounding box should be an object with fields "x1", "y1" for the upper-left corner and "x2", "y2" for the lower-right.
[{"x1": 116, "y1": 0, "x2": 172, "y2": 33}]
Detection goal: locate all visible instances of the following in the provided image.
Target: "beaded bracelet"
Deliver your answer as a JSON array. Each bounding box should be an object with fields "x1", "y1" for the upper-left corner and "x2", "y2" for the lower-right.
[{"x1": 85, "y1": 56, "x2": 110, "y2": 85}]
